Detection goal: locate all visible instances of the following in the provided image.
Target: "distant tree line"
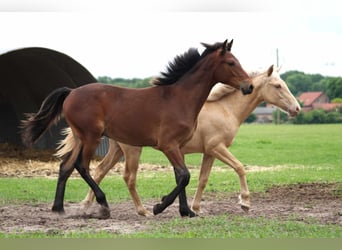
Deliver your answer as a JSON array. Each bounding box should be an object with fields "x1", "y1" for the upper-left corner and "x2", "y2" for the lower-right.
[
  {"x1": 97, "y1": 76, "x2": 152, "y2": 88},
  {"x1": 280, "y1": 70, "x2": 342, "y2": 101},
  {"x1": 98, "y1": 71, "x2": 342, "y2": 124},
  {"x1": 98, "y1": 71, "x2": 342, "y2": 101}
]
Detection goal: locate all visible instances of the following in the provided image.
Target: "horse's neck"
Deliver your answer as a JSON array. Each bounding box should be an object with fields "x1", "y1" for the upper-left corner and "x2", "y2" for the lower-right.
[
  {"x1": 175, "y1": 63, "x2": 218, "y2": 118},
  {"x1": 219, "y1": 83, "x2": 263, "y2": 125}
]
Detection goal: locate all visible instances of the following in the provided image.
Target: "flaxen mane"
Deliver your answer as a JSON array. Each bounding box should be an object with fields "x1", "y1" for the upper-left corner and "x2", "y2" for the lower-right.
[
  {"x1": 207, "y1": 70, "x2": 264, "y2": 102},
  {"x1": 207, "y1": 83, "x2": 237, "y2": 102}
]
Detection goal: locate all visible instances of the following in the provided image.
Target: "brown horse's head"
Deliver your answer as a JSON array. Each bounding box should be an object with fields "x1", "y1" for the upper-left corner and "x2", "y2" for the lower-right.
[{"x1": 201, "y1": 39, "x2": 254, "y2": 95}]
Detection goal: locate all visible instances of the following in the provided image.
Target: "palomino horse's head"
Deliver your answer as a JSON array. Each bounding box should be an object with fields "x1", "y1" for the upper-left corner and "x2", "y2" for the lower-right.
[
  {"x1": 201, "y1": 39, "x2": 254, "y2": 95},
  {"x1": 258, "y1": 65, "x2": 300, "y2": 117}
]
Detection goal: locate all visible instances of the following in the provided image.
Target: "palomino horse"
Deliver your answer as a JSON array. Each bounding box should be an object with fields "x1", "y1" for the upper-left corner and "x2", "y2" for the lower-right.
[
  {"x1": 80, "y1": 65, "x2": 300, "y2": 216},
  {"x1": 21, "y1": 40, "x2": 254, "y2": 218}
]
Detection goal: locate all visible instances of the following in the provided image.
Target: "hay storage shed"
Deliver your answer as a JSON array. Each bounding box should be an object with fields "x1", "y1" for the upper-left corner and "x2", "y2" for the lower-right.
[{"x1": 0, "y1": 47, "x2": 97, "y2": 148}]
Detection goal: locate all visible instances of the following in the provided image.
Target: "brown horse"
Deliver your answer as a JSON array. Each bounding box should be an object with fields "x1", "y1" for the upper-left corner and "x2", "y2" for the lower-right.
[
  {"x1": 21, "y1": 39, "x2": 253, "y2": 218},
  {"x1": 80, "y1": 65, "x2": 300, "y2": 217}
]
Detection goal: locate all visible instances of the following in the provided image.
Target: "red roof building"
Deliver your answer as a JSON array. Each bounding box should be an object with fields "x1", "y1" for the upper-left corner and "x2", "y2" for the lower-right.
[{"x1": 298, "y1": 92, "x2": 341, "y2": 112}]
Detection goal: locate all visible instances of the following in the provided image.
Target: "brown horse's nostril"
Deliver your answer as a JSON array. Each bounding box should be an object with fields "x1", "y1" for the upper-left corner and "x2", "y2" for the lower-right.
[
  {"x1": 241, "y1": 84, "x2": 254, "y2": 95},
  {"x1": 249, "y1": 84, "x2": 254, "y2": 92}
]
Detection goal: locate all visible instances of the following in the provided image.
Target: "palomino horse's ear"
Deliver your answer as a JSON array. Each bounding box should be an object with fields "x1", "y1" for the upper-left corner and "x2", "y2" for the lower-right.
[
  {"x1": 220, "y1": 39, "x2": 228, "y2": 55},
  {"x1": 227, "y1": 39, "x2": 233, "y2": 51},
  {"x1": 277, "y1": 65, "x2": 282, "y2": 73},
  {"x1": 267, "y1": 65, "x2": 274, "y2": 77}
]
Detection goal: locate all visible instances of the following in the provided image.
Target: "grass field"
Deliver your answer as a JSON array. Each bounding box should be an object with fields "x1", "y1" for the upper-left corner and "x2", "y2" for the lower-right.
[
  {"x1": 140, "y1": 124, "x2": 342, "y2": 167},
  {"x1": 0, "y1": 124, "x2": 341, "y2": 238}
]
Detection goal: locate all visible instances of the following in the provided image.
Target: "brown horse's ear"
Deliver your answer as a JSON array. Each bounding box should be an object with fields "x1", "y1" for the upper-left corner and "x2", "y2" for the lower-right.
[
  {"x1": 227, "y1": 39, "x2": 233, "y2": 51},
  {"x1": 220, "y1": 39, "x2": 228, "y2": 55},
  {"x1": 267, "y1": 65, "x2": 274, "y2": 77}
]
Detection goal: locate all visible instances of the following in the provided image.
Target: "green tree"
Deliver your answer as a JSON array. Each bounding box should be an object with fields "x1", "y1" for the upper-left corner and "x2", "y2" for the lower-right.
[
  {"x1": 245, "y1": 113, "x2": 257, "y2": 123},
  {"x1": 326, "y1": 77, "x2": 342, "y2": 99},
  {"x1": 272, "y1": 110, "x2": 289, "y2": 124}
]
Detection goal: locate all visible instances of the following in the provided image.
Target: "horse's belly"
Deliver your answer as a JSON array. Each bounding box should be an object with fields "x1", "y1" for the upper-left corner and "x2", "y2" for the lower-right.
[{"x1": 104, "y1": 124, "x2": 158, "y2": 147}]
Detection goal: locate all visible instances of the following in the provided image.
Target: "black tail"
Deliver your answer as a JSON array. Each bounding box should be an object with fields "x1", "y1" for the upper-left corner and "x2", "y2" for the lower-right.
[{"x1": 21, "y1": 87, "x2": 72, "y2": 147}]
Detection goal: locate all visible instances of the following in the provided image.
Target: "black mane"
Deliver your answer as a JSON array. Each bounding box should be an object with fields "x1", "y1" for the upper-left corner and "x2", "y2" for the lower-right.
[
  {"x1": 151, "y1": 41, "x2": 226, "y2": 86},
  {"x1": 151, "y1": 48, "x2": 201, "y2": 85}
]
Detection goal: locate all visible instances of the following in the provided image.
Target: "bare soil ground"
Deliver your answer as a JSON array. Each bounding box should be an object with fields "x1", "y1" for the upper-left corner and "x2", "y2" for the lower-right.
[{"x1": 0, "y1": 144, "x2": 341, "y2": 235}]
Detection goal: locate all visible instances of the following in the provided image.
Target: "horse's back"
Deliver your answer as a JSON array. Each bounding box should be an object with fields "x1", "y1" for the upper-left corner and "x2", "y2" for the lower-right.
[{"x1": 63, "y1": 83, "x2": 163, "y2": 146}]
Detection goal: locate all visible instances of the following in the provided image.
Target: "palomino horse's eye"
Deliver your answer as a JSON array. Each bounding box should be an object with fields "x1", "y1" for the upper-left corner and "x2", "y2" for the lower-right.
[{"x1": 275, "y1": 84, "x2": 282, "y2": 89}]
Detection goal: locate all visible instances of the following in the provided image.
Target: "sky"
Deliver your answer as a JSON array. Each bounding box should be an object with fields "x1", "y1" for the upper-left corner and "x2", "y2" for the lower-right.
[{"x1": 1, "y1": 0, "x2": 342, "y2": 79}]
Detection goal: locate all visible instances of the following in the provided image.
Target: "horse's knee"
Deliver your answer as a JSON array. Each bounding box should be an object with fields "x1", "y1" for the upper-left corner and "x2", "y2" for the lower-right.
[
  {"x1": 175, "y1": 167, "x2": 190, "y2": 186},
  {"x1": 123, "y1": 172, "x2": 136, "y2": 189},
  {"x1": 234, "y1": 165, "x2": 246, "y2": 177},
  {"x1": 198, "y1": 176, "x2": 209, "y2": 189}
]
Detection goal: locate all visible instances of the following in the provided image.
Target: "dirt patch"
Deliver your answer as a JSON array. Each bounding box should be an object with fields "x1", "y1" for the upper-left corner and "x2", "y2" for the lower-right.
[
  {"x1": 0, "y1": 183, "x2": 341, "y2": 235},
  {"x1": 0, "y1": 145, "x2": 341, "y2": 235}
]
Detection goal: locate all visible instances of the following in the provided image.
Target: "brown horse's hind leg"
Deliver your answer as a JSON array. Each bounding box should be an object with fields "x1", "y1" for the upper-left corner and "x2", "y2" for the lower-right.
[
  {"x1": 75, "y1": 146, "x2": 110, "y2": 219},
  {"x1": 81, "y1": 140, "x2": 124, "y2": 209},
  {"x1": 52, "y1": 153, "x2": 76, "y2": 213}
]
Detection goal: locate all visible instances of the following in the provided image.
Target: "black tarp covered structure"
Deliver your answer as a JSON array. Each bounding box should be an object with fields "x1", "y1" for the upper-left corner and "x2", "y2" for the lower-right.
[{"x1": 0, "y1": 47, "x2": 96, "y2": 148}]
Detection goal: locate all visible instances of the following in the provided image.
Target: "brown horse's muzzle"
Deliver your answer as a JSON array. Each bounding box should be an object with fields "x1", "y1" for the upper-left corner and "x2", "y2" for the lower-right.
[{"x1": 241, "y1": 82, "x2": 254, "y2": 95}]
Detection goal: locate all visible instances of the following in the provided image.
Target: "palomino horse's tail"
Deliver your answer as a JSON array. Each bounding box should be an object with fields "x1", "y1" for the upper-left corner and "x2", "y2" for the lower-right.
[
  {"x1": 21, "y1": 87, "x2": 72, "y2": 147},
  {"x1": 54, "y1": 127, "x2": 79, "y2": 159}
]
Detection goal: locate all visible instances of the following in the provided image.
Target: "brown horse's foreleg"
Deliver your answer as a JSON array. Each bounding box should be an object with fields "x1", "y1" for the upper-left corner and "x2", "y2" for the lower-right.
[
  {"x1": 174, "y1": 167, "x2": 196, "y2": 217},
  {"x1": 210, "y1": 144, "x2": 250, "y2": 212},
  {"x1": 191, "y1": 154, "x2": 215, "y2": 213},
  {"x1": 81, "y1": 140, "x2": 124, "y2": 208},
  {"x1": 153, "y1": 148, "x2": 196, "y2": 217}
]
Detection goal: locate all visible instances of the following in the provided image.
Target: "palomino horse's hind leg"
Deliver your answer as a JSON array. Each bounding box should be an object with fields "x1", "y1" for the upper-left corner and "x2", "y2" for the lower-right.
[
  {"x1": 121, "y1": 144, "x2": 152, "y2": 217},
  {"x1": 191, "y1": 154, "x2": 215, "y2": 213},
  {"x1": 52, "y1": 153, "x2": 75, "y2": 213},
  {"x1": 74, "y1": 147, "x2": 110, "y2": 219}
]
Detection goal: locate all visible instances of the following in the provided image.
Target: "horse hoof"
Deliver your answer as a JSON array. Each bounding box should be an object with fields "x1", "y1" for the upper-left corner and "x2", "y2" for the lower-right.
[
  {"x1": 99, "y1": 206, "x2": 111, "y2": 219},
  {"x1": 238, "y1": 194, "x2": 250, "y2": 213},
  {"x1": 80, "y1": 200, "x2": 92, "y2": 210},
  {"x1": 51, "y1": 206, "x2": 65, "y2": 215},
  {"x1": 241, "y1": 205, "x2": 250, "y2": 213},
  {"x1": 137, "y1": 209, "x2": 154, "y2": 217},
  {"x1": 153, "y1": 203, "x2": 163, "y2": 215},
  {"x1": 180, "y1": 209, "x2": 197, "y2": 218}
]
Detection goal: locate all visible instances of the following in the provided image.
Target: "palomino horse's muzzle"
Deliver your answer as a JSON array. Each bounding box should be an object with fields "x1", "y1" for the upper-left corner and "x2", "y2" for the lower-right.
[{"x1": 241, "y1": 82, "x2": 254, "y2": 95}]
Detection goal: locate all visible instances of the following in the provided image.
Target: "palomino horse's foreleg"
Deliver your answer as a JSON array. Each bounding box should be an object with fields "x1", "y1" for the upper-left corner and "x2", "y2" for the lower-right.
[
  {"x1": 209, "y1": 144, "x2": 250, "y2": 212},
  {"x1": 75, "y1": 146, "x2": 110, "y2": 219},
  {"x1": 153, "y1": 148, "x2": 195, "y2": 217},
  {"x1": 191, "y1": 154, "x2": 215, "y2": 213},
  {"x1": 81, "y1": 140, "x2": 124, "y2": 208}
]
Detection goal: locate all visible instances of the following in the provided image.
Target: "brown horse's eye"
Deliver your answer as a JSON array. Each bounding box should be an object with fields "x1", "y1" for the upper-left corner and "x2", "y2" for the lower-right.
[{"x1": 227, "y1": 61, "x2": 235, "y2": 66}]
